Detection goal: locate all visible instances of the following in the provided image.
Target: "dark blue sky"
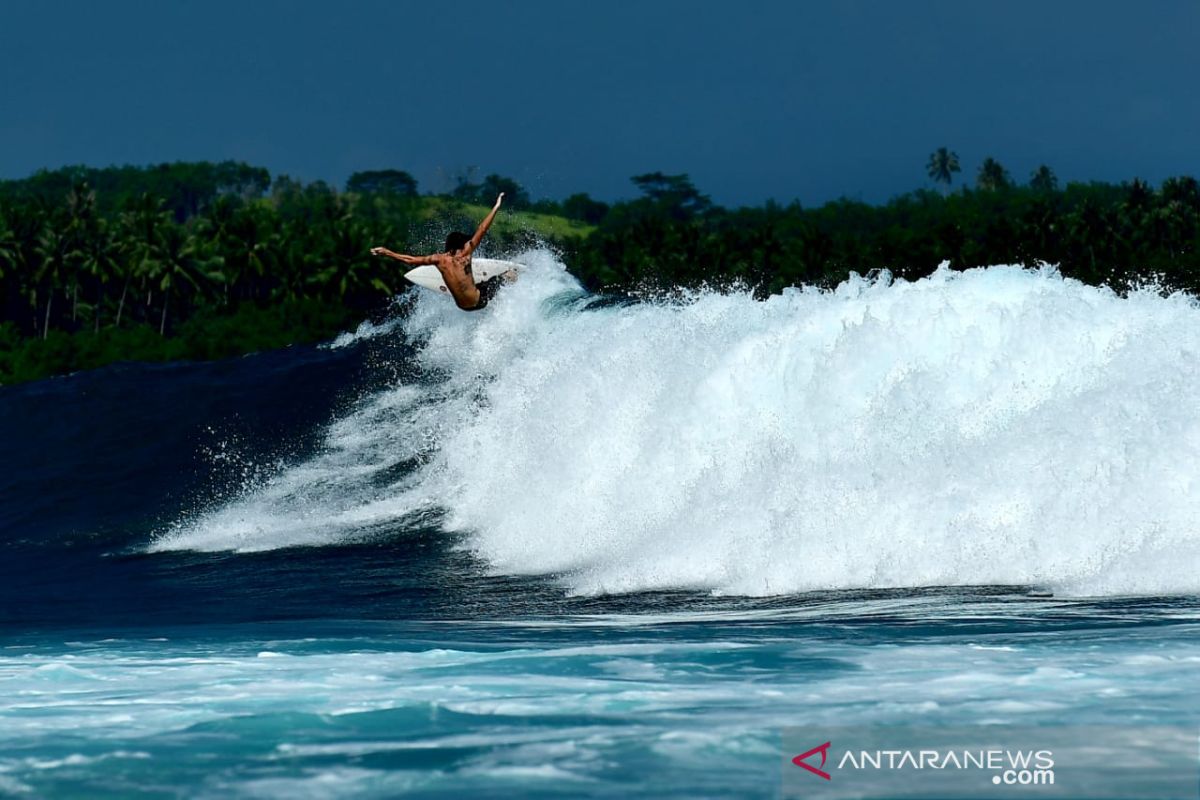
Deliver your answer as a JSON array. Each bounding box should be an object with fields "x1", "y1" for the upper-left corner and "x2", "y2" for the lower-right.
[{"x1": 2, "y1": 1, "x2": 1197, "y2": 206}]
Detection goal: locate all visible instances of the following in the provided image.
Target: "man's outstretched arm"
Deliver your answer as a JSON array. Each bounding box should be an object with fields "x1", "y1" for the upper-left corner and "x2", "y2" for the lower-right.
[
  {"x1": 466, "y1": 193, "x2": 505, "y2": 254},
  {"x1": 371, "y1": 247, "x2": 438, "y2": 266}
]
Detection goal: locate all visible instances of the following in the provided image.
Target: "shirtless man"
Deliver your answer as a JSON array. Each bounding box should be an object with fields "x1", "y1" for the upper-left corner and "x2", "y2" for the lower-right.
[{"x1": 371, "y1": 192, "x2": 511, "y2": 311}]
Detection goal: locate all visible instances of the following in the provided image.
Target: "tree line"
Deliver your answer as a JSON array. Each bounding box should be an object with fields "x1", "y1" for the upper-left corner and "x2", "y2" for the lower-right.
[
  {"x1": 1, "y1": 155, "x2": 1198, "y2": 384},
  {"x1": 576, "y1": 158, "x2": 1200, "y2": 296}
]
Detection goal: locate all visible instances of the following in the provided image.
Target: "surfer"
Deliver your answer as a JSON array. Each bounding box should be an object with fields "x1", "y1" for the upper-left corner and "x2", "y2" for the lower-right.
[{"x1": 371, "y1": 192, "x2": 513, "y2": 311}]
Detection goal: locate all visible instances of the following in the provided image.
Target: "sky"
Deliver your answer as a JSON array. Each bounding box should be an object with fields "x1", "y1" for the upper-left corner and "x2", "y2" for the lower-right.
[{"x1": 1, "y1": 1, "x2": 1197, "y2": 207}]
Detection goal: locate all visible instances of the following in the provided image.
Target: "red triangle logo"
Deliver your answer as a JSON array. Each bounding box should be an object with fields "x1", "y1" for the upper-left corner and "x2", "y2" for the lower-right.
[{"x1": 792, "y1": 741, "x2": 832, "y2": 780}]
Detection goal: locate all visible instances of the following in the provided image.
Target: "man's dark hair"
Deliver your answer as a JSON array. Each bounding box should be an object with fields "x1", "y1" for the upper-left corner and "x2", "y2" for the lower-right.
[{"x1": 444, "y1": 232, "x2": 470, "y2": 253}]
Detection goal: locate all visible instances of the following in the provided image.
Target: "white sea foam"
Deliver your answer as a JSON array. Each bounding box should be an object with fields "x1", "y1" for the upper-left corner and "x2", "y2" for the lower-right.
[
  {"x1": 2, "y1": 625, "x2": 1196, "y2": 798},
  {"x1": 322, "y1": 316, "x2": 401, "y2": 349},
  {"x1": 0, "y1": 631, "x2": 1195, "y2": 754},
  {"x1": 153, "y1": 251, "x2": 1200, "y2": 597}
]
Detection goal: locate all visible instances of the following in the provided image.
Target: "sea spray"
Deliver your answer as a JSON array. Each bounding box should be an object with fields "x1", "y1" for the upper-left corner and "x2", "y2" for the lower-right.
[{"x1": 154, "y1": 252, "x2": 1200, "y2": 597}]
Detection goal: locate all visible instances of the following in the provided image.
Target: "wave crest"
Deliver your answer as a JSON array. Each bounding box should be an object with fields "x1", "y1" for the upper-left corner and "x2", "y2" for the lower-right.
[{"x1": 155, "y1": 255, "x2": 1200, "y2": 598}]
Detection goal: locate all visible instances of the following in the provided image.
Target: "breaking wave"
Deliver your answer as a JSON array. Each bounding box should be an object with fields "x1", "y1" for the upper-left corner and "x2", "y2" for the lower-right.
[{"x1": 152, "y1": 251, "x2": 1200, "y2": 597}]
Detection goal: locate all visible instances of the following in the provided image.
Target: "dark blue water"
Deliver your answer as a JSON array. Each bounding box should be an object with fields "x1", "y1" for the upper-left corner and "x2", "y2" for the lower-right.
[{"x1": 2, "y1": 262, "x2": 1198, "y2": 798}]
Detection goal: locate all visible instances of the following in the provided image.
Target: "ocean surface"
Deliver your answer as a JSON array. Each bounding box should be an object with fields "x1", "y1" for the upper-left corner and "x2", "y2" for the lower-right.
[{"x1": 1, "y1": 252, "x2": 1198, "y2": 798}]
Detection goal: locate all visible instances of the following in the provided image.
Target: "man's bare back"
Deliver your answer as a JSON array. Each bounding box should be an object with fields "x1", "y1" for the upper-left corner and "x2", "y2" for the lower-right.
[{"x1": 371, "y1": 193, "x2": 510, "y2": 311}]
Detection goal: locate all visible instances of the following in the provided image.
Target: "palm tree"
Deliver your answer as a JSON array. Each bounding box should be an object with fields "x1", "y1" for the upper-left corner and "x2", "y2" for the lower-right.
[
  {"x1": 0, "y1": 203, "x2": 44, "y2": 334},
  {"x1": 977, "y1": 158, "x2": 1012, "y2": 191},
  {"x1": 115, "y1": 193, "x2": 169, "y2": 328},
  {"x1": 81, "y1": 218, "x2": 119, "y2": 332},
  {"x1": 1030, "y1": 165, "x2": 1058, "y2": 192},
  {"x1": 1125, "y1": 178, "x2": 1153, "y2": 211},
  {"x1": 272, "y1": 229, "x2": 321, "y2": 303},
  {"x1": 203, "y1": 197, "x2": 275, "y2": 304},
  {"x1": 34, "y1": 216, "x2": 71, "y2": 338},
  {"x1": 153, "y1": 224, "x2": 220, "y2": 335},
  {"x1": 926, "y1": 148, "x2": 962, "y2": 192},
  {"x1": 0, "y1": 214, "x2": 16, "y2": 280},
  {"x1": 0, "y1": 213, "x2": 19, "y2": 329},
  {"x1": 62, "y1": 181, "x2": 98, "y2": 324},
  {"x1": 1160, "y1": 176, "x2": 1200, "y2": 212},
  {"x1": 312, "y1": 216, "x2": 396, "y2": 302}
]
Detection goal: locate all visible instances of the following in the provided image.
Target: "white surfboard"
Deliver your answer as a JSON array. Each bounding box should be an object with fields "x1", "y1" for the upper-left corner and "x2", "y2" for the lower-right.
[{"x1": 404, "y1": 258, "x2": 524, "y2": 295}]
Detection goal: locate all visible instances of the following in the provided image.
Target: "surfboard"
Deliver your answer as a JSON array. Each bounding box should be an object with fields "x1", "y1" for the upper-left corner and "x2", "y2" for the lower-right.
[{"x1": 404, "y1": 258, "x2": 524, "y2": 295}]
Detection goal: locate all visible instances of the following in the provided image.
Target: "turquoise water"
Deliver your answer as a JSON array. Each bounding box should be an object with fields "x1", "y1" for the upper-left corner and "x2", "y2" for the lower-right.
[
  {"x1": 6, "y1": 597, "x2": 1198, "y2": 798},
  {"x1": 2, "y1": 254, "x2": 1198, "y2": 797}
]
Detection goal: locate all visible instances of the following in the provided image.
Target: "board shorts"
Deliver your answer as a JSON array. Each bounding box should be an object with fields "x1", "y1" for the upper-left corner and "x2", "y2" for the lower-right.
[{"x1": 468, "y1": 275, "x2": 506, "y2": 311}]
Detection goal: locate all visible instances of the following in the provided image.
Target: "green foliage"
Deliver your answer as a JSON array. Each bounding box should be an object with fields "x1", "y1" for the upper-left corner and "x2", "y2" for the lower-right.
[
  {"x1": 0, "y1": 163, "x2": 592, "y2": 384},
  {"x1": 0, "y1": 300, "x2": 352, "y2": 384},
  {"x1": 175, "y1": 299, "x2": 352, "y2": 361},
  {"x1": 345, "y1": 170, "x2": 418, "y2": 197},
  {"x1": 418, "y1": 197, "x2": 594, "y2": 248},
  {"x1": 0, "y1": 161, "x2": 269, "y2": 222},
  {"x1": 571, "y1": 170, "x2": 1200, "y2": 299},
  {"x1": 1030, "y1": 165, "x2": 1058, "y2": 192},
  {"x1": 630, "y1": 172, "x2": 712, "y2": 217},
  {"x1": 2, "y1": 157, "x2": 1200, "y2": 386},
  {"x1": 561, "y1": 193, "x2": 610, "y2": 224},
  {"x1": 977, "y1": 158, "x2": 1013, "y2": 191},
  {"x1": 452, "y1": 173, "x2": 531, "y2": 207}
]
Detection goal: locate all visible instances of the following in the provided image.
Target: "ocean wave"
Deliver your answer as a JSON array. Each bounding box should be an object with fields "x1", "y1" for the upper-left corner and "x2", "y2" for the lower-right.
[{"x1": 153, "y1": 250, "x2": 1200, "y2": 598}]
